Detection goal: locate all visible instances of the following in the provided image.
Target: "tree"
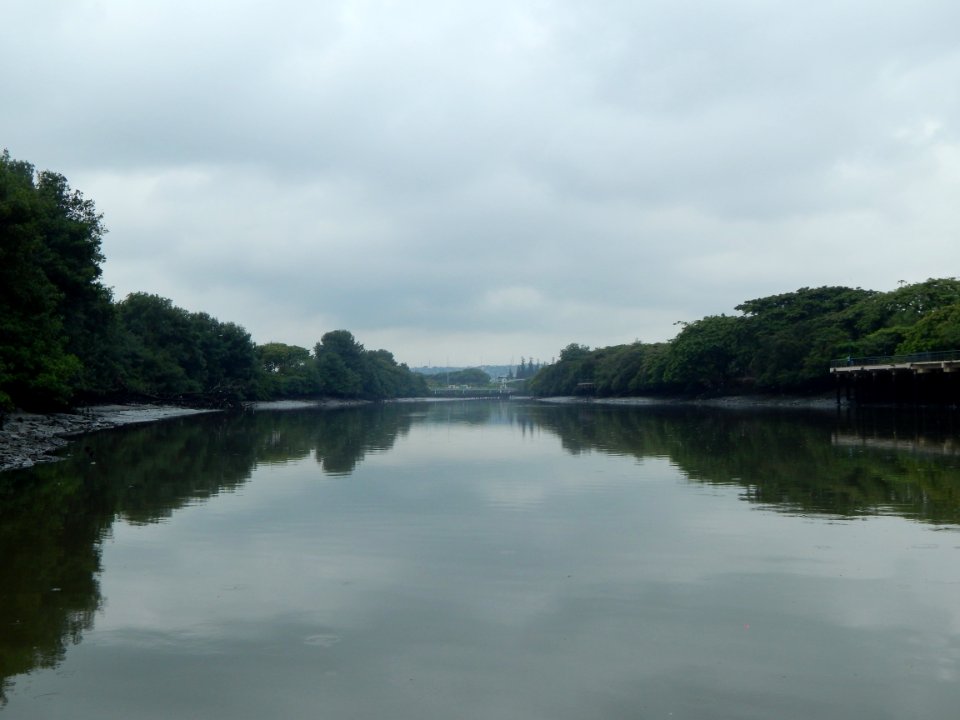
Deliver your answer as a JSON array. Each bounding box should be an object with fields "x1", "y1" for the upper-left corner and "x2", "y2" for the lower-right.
[
  {"x1": 663, "y1": 315, "x2": 744, "y2": 392},
  {"x1": 191, "y1": 314, "x2": 259, "y2": 402},
  {"x1": 841, "y1": 278, "x2": 960, "y2": 337},
  {"x1": 735, "y1": 286, "x2": 873, "y2": 391},
  {"x1": 528, "y1": 345, "x2": 594, "y2": 396},
  {"x1": 115, "y1": 293, "x2": 259, "y2": 403},
  {"x1": 0, "y1": 152, "x2": 83, "y2": 409},
  {"x1": 117, "y1": 293, "x2": 203, "y2": 397},
  {"x1": 314, "y1": 331, "x2": 364, "y2": 398},
  {"x1": 434, "y1": 368, "x2": 490, "y2": 386},
  {"x1": 33, "y1": 169, "x2": 115, "y2": 395},
  {"x1": 530, "y1": 279, "x2": 960, "y2": 399},
  {"x1": 312, "y1": 330, "x2": 428, "y2": 400},
  {"x1": 256, "y1": 343, "x2": 319, "y2": 397},
  {"x1": 559, "y1": 344, "x2": 590, "y2": 362},
  {"x1": 0, "y1": 151, "x2": 427, "y2": 408},
  {"x1": 896, "y1": 303, "x2": 960, "y2": 353}
]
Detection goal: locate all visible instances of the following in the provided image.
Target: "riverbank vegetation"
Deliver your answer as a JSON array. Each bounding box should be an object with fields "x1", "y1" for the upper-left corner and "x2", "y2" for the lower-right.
[
  {"x1": 6, "y1": 151, "x2": 960, "y2": 409},
  {"x1": 530, "y1": 279, "x2": 960, "y2": 397},
  {"x1": 0, "y1": 151, "x2": 426, "y2": 411}
]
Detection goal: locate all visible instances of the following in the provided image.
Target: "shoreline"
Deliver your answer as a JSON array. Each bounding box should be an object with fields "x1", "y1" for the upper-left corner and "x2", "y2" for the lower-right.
[
  {"x1": 535, "y1": 393, "x2": 845, "y2": 410},
  {"x1": 0, "y1": 405, "x2": 219, "y2": 473},
  {"x1": 0, "y1": 393, "x2": 846, "y2": 474},
  {"x1": 0, "y1": 399, "x2": 375, "y2": 474}
]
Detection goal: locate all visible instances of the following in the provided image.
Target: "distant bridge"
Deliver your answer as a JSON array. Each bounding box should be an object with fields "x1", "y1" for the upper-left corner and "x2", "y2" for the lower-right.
[
  {"x1": 831, "y1": 350, "x2": 960, "y2": 405},
  {"x1": 431, "y1": 387, "x2": 518, "y2": 399}
]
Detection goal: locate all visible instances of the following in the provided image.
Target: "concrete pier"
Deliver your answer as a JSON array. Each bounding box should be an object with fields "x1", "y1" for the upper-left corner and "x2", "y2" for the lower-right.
[{"x1": 831, "y1": 351, "x2": 960, "y2": 406}]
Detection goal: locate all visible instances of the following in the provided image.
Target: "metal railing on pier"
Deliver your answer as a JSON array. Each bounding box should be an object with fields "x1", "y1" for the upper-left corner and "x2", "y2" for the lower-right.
[{"x1": 830, "y1": 349, "x2": 960, "y2": 369}]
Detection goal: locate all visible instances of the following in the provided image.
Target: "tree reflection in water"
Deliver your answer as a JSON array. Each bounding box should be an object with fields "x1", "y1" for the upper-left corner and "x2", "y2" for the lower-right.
[{"x1": 2, "y1": 401, "x2": 960, "y2": 702}]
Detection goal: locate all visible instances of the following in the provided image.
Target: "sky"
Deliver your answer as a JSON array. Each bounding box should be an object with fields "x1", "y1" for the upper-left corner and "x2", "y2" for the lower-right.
[{"x1": 2, "y1": 0, "x2": 959, "y2": 367}]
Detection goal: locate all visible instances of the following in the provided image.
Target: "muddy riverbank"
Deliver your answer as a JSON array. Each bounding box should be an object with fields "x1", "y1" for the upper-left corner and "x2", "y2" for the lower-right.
[
  {"x1": 0, "y1": 405, "x2": 218, "y2": 473},
  {"x1": 0, "y1": 399, "x2": 377, "y2": 474}
]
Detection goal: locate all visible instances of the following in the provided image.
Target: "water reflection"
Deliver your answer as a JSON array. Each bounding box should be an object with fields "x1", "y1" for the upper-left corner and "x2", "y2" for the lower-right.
[
  {"x1": 524, "y1": 404, "x2": 960, "y2": 524},
  {"x1": 2, "y1": 401, "x2": 960, "y2": 707},
  {"x1": 0, "y1": 466, "x2": 103, "y2": 705}
]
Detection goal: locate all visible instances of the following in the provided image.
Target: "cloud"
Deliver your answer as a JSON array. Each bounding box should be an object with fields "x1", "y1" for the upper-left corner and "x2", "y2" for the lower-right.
[{"x1": 3, "y1": 0, "x2": 960, "y2": 364}]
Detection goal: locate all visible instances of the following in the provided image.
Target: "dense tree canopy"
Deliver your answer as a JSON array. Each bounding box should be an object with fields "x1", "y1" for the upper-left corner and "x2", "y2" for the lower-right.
[
  {"x1": 530, "y1": 280, "x2": 960, "y2": 398},
  {"x1": 314, "y1": 331, "x2": 428, "y2": 400},
  {"x1": 0, "y1": 152, "x2": 428, "y2": 409},
  {"x1": 0, "y1": 151, "x2": 108, "y2": 409},
  {"x1": 115, "y1": 293, "x2": 260, "y2": 403},
  {"x1": 423, "y1": 368, "x2": 492, "y2": 387},
  {"x1": 256, "y1": 343, "x2": 318, "y2": 398}
]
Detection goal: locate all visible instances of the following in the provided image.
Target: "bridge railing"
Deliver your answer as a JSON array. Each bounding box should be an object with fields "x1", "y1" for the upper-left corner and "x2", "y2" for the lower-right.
[
  {"x1": 830, "y1": 349, "x2": 960, "y2": 369},
  {"x1": 431, "y1": 387, "x2": 516, "y2": 398}
]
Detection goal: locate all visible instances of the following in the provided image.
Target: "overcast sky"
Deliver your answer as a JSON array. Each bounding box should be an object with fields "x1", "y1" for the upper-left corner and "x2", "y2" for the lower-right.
[{"x1": 3, "y1": 1, "x2": 959, "y2": 366}]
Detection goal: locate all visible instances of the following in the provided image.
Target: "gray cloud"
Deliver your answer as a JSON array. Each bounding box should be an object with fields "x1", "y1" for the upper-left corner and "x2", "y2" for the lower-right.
[{"x1": 3, "y1": 0, "x2": 959, "y2": 365}]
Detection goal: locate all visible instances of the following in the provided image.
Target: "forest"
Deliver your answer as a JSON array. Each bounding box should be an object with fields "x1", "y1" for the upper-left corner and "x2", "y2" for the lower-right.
[
  {"x1": 529, "y1": 279, "x2": 960, "y2": 397},
  {"x1": 0, "y1": 151, "x2": 427, "y2": 411},
  {"x1": 5, "y1": 150, "x2": 960, "y2": 409}
]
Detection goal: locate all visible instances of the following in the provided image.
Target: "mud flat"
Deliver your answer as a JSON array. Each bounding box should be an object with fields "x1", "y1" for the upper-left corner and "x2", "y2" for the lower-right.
[
  {"x1": 0, "y1": 405, "x2": 216, "y2": 473},
  {"x1": 0, "y1": 400, "x2": 378, "y2": 473}
]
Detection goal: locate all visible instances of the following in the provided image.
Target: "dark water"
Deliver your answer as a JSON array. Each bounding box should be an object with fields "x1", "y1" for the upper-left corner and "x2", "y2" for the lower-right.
[{"x1": 2, "y1": 402, "x2": 959, "y2": 719}]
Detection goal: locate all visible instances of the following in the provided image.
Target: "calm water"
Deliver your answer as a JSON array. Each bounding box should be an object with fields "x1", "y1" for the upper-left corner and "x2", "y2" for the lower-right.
[{"x1": 2, "y1": 402, "x2": 960, "y2": 719}]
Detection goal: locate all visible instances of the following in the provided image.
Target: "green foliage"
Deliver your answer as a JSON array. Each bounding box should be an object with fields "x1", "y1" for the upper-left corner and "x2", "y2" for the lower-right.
[
  {"x1": 532, "y1": 280, "x2": 960, "y2": 398},
  {"x1": 0, "y1": 151, "x2": 425, "y2": 409},
  {"x1": 0, "y1": 151, "x2": 90, "y2": 409},
  {"x1": 559, "y1": 343, "x2": 591, "y2": 362},
  {"x1": 314, "y1": 331, "x2": 365, "y2": 398},
  {"x1": 845, "y1": 278, "x2": 960, "y2": 335},
  {"x1": 737, "y1": 286, "x2": 873, "y2": 391},
  {"x1": 530, "y1": 342, "x2": 674, "y2": 397},
  {"x1": 258, "y1": 342, "x2": 312, "y2": 375},
  {"x1": 116, "y1": 293, "x2": 259, "y2": 404},
  {"x1": 362, "y1": 349, "x2": 430, "y2": 398},
  {"x1": 117, "y1": 294, "x2": 203, "y2": 396},
  {"x1": 427, "y1": 368, "x2": 491, "y2": 386},
  {"x1": 256, "y1": 343, "x2": 319, "y2": 398},
  {"x1": 33, "y1": 169, "x2": 116, "y2": 396},
  {"x1": 526, "y1": 344, "x2": 593, "y2": 395},
  {"x1": 529, "y1": 345, "x2": 591, "y2": 395},
  {"x1": 313, "y1": 330, "x2": 428, "y2": 400},
  {"x1": 850, "y1": 326, "x2": 907, "y2": 357},
  {"x1": 896, "y1": 302, "x2": 960, "y2": 353},
  {"x1": 663, "y1": 315, "x2": 743, "y2": 392},
  {"x1": 735, "y1": 286, "x2": 874, "y2": 323}
]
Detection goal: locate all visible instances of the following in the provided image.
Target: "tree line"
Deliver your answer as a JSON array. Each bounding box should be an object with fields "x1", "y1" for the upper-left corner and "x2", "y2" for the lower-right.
[
  {"x1": 0, "y1": 151, "x2": 427, "y2": 411},
  {"x1": 529, "y1": 279, "x2": 960, "y2": 397},
  {"x1": 513, "y1": 357, "x2": 542, "y2": 380},
  {"x1": 9, "y1": 150, "x2": 958, "y2": 408}
]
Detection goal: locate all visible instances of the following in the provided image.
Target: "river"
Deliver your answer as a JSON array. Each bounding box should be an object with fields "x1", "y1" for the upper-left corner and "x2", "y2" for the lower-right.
[{"x1": 1, "y1": 401, "x2": 959, "y2": 718}]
